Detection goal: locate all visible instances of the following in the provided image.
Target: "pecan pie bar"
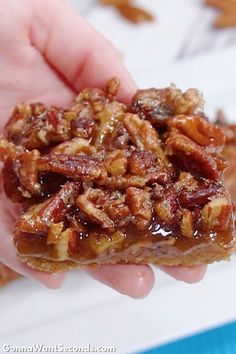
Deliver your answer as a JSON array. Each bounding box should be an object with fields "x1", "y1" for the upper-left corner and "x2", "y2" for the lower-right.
[{"x1": 0, "y1": 79, "x2": 235, "y2": 272}]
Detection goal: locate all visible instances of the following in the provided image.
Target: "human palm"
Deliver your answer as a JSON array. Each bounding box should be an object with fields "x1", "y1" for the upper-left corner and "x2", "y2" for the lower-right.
[{"x1": 0, "y1": 0, "x2": 206, "y2": 297}]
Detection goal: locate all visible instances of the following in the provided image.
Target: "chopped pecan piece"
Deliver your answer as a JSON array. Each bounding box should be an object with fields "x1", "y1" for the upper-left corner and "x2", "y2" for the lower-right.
[
  {"x1": 132, "y1": 86, "x2": 204, "y2": 126},
  {"x1": 181, "y1": 210, "x2": 194, "y2": 239},
  {"x1": 105, "y1": 149, "x2": 127, "y2": 176},
  {"x1": 70, "y1": 118, "x2": 96, "y2": 139},
  {"x1": 47, "y1": 222, "x2": 64, "y2": 245},
  {"x1": 95, "y1": 101, "x2": 126, "y2": 147},
  {"x1": 6, "y1": 105, "x2": 71, "y2": 149},
  {"x1": 179, "y1": 184, "x2": 219, "y2": 208},
  {"x1": 2, "y1": 147, "x2": 41, "y2": 201},
  {"x1": 55, "y1": 228, "x2": 77, "y2": 261},
  {"x1": 0, "y1": 78, "x2": 234, "y2": 271},
  {"x1": 103, "y1": 192, "x2": 130, "y2": 226},
  {"x1": 15, "y1": 150, "x2": 41, "y2": 196},
  {"x1": 88, "y1": 230, "x2": 126, "y2": 255},
  {"x1": 104, "y1": 175, "x2": 148, "y2": 189},
  {"x1": 128, "y1": 151, "x2": 156, "y2": 175},
  {"x1": 15, "y1": 182, "x2": 81, "y2": 234},
  {"x1": 0, "y1": 138, "x2": 18, "y2": 161},
  {"x1": 76, "y1": 190, "x2": 115, "y2": 231},
  {"x1": 2, "y1": 157, "x2": 23, "y2": 202},
  {"x1": 123, "y1": 113, "x2": 162, "y2": 156},
  {"x1": 201, "y1": 197, "x2": 232, "y2": 231},
  {"x1": 125, "y1": 187, "x2": 152, "y2": 230},
  {"x1": 154, "y1": 196, "x2": 177, "y2": 225},
  {"x1": 51, "y1": 138, "x2": 95, "y2": 155}
]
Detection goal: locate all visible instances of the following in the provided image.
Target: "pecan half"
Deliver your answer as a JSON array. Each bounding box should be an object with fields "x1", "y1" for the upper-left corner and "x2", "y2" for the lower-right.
[
  {"x1": 38, "y1": 154, "x2": 104, "y2": 181},
  {"x1": 168, "y1": 115, "x2": 225, "y2": 147},
  {"x1": 166, "y1": 133, "x2": 220, "y2": 180}
]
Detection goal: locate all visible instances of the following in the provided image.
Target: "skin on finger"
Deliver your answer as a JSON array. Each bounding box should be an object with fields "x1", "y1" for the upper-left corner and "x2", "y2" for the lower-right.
[
  {"x1": 87, "y1": 264, "x2": 155, "y2": 299},
  {"x1": 30, "y1": 0, "x2": 137, "y2": 102},
  {"x1": 159, "y1": 265, "x2": 207, "y2": 284},
  {"x1": 1, "y1": 248, "x2": 66, "y2": 289},
  {"x1": 1, "y1": 250, "x2": 66, "y2": 289},
  {"x1": 16, "y1": 262, "x2": 66, "y2": 289}
]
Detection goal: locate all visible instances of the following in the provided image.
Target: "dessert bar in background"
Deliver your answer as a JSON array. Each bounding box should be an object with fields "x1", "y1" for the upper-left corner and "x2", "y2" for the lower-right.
[
  {"x1": 205, "y1": 0, "x2": 236, "y2": 28},
  {"x1": 99, "y1": 0, "x2": 154, "y2": 24},
  {"x1": 215, "y1": 111, "x2": 236, "y2": 204}
]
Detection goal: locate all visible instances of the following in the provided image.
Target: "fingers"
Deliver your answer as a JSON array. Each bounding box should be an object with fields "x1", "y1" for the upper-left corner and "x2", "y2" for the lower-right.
[
  {"x1": 31, "y1": 0, "x2": 136, "y2": 102},
  {"x1": 88, "y1": 264, "x2": 206, "y2": 299},
  {"x1": 1, "y1": 244, "x2": 65, "y2": 289},
  {"x1": 159, "y1": 265, "x2": 207, "y2": 284},
  {"x1": 87, "y1": 264, "x2": 155, "y2": 298},
  {"x1": 15, "y1": 262, "x2": 66, "y2": 289},
  {"x1": 1, "y1": 248, "x2": 65, "y2": 289}
]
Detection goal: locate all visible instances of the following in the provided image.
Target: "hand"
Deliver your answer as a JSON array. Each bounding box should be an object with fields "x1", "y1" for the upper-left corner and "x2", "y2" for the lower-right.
[{"x1": 0, "y1": 0, "x2": 206, "y2": 297}]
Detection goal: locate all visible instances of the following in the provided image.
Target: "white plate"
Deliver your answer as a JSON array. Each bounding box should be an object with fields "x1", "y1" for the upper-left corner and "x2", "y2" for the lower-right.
[{"x1": 1, "y1": 1, "x2": 236, "y2": 352}]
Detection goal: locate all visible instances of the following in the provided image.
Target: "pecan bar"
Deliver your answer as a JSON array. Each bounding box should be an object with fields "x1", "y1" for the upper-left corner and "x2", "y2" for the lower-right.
[{"x1": 0, "y1": 79, "x2": 235, "y2": 272}]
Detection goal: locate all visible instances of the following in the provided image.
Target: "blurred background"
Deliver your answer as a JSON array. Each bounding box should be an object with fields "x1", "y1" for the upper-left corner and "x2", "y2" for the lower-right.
[
  {"x1": 66, "y1": 0, "x2": 236, "y2": 117},
  {"x1": 1, "y1": 1, "x2": 236, "y2": 353}
]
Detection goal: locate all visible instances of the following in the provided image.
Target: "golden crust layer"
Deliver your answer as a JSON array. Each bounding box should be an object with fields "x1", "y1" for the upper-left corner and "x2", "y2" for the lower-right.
[{"x1": 22, "y1": 243, "x2": 232, "y2": 272}]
